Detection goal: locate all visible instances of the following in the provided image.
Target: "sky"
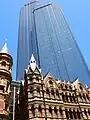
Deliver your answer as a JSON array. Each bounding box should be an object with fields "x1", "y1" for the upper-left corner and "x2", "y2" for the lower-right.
[{"x1": 0, "y1": 0, "x2": 90, "y2": 80}]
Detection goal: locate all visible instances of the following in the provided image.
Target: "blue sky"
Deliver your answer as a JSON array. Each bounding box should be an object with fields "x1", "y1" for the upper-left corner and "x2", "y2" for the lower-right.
[{"x1": 0, "y1": 0, "x2": 90, "y2": 80}]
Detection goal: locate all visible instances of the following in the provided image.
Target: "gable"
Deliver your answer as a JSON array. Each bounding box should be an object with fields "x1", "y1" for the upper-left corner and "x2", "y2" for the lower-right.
[
  {"x1": 43, "y1": 72, "x2": 59, "y2": 89},
  {"x1": 73, "y1": 78, "x2": 88, "y2": 93}
]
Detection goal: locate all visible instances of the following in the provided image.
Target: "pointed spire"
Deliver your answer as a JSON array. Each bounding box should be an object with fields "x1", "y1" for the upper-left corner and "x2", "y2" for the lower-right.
[
  {"x1": 0, "y1": 40, "x2": 8, "y2": 53},
  {"x1": 29, "y1": 54, "x2": 36, "y2": 71}
]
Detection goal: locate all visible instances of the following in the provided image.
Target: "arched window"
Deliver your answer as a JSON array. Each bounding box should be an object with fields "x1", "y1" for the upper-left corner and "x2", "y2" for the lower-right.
[
  {"x1": 54, "y1": 107, "x2": 57, "y2": 115},
  {"x1": 49, "y1": 80, "x2": 53, "y2": 85},
  {"x1": 69, "y1": 85, "x2": 72, "y2": 90},
  {"x1": 69, "y1": 109, "x2": 73, "y2": 119},
  {"x1": 65, "y1": 109, "x2": 69, "y2": 119},
  {"x1": 72, "y1": 94, "x2": 76, "y2": 102},
  {"x1": 49, "y1": 107, "x2": 52, "y2": 114},
  {"x1": 30, "y1": 86, "x2": 33, "y2": 93},
  {"x1": 83, "y1": 94, "x2": 86, "y2": 100},
  {"x1": 59, "y1": 108, "x2": 63, "y2": 115},
  {"x1": 36, "y1": 76, "x2": 39, "y2": 81},
  {"x1": 31, "y1": 105, "x2": 35, "y2": 117},
  {"x1": 80, "y1": 85, "x2": 83, "y2": 90},
  {"x1": 79, "y1": 93, "x2": 82, "y2": 100},
  {"x1": 84, "y1": 110, "x2": 87, "y2": 117},
  {"x1": 56, "y1": 90, "x2": 59, "y2": 97},
  {"x1": 51, "y1": 89, "x2": 54, "y2": 96},
  {"x1": 37, "y1": 87, "x2": 40, "y2": 93},
  {"x1": 2, "y1": 61, "x2": 6, "y2": 66},
  {"x1": 38, "y1": 105, "x2": 42, "y2": 114},
  {"x1": 77, "y1": 110, "x2": 81, "y2": 119},
  {"x1": 46, "y1": 88, "x2": 49, "y2": 94},
  {"x1": 65, "y1": 93, "x2": 68, "y2": 102},
  {"x1": 73, "y1": 110, "x2": 77, "y2": 119},
  {"x1": 86, "y1": 94, "x2": 89, "y2": 101}
]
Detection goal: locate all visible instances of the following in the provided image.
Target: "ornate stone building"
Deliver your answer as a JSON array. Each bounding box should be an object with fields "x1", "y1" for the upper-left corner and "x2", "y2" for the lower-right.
[
  {"x1": 16, "y1": 54, "x2": 90, "y2": 120},
  {"x1": 0, "y1": 42, "x2": 13, "y2": 120}
]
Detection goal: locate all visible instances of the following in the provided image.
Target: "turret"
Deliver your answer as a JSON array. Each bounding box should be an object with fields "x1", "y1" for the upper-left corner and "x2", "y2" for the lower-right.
[
  {"x1": 0, "y1": 42, "x2": 13, "y2": 120},
  {"x1": 24, "y1": 54, "x2": 43, "y2": 120}
]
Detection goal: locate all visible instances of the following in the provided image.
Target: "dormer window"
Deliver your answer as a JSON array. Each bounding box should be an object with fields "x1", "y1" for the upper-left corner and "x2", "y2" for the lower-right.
[{"x1": 2, "y1": 61, "x2": 6, "y2": 66}]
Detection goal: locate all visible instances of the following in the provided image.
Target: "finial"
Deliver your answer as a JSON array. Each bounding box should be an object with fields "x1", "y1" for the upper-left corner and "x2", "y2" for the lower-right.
[
  {"x1": 29, "y1": 54, "x2": 36, "y2": 71},
  {"x1": 0, "y1": 40, "x2": 8, "y2": 53}
]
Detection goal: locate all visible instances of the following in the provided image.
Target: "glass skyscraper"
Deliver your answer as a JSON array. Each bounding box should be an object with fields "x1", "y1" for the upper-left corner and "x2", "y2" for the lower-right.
[{"x1": 16, "y1": 0, "x2": 90, "y2": 85}]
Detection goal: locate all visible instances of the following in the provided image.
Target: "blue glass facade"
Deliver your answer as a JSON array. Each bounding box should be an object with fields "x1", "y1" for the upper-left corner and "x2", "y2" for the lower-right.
[{"x1": 16, "y1": 0, "x2": 90, "y2": 85}]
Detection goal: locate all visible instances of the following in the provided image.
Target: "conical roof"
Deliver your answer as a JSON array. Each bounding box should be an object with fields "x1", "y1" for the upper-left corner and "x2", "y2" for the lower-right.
[{"x1": 0, "y1": 41, "x2": 8, "y2": 53}]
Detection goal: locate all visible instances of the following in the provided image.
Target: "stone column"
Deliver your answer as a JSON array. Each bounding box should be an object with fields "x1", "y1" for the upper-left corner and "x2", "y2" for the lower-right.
[
  {"x1": 62, "y1": 107, "x2": 66, "y2": 119},
  {"x1": 46, "y1": 105, "x2": 49, "y2": 117},
  {"x1": 67, "y1": 108, "x2": 70, "y2": 119},
  {"x1": 29, "y1": 106, "x2": 33, "y2": 118},
  {"x1": 55, "y1": 92, "x2": 58, "y2": 100},
  {"x1": 57, "y1": 106, "x2": 60, "y2": 118},
  {"x1": 40, "y1": 90, "x2": 43, "y2": 98},
  {"x1": 33, "y1": 86, "x2": 37, "y2": 96},
  {"x1": 34, "y1": 104, "x2": 39, "y2": 117},
  {"x1": 52, "y1": 106, "x2": 56, "y2": 118},
  {"x1": 41, "y1": 105, "x2": 45, "y2": 117},
  {"x1": 74, "y1": 108, "x2": 78, "y2": 119},
  {"x1": 59, "y1": 93, "x2": 62, "y2": 101},
  {"x1": 67, "y1": 92, "x2": 70, "y2": 102}
]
